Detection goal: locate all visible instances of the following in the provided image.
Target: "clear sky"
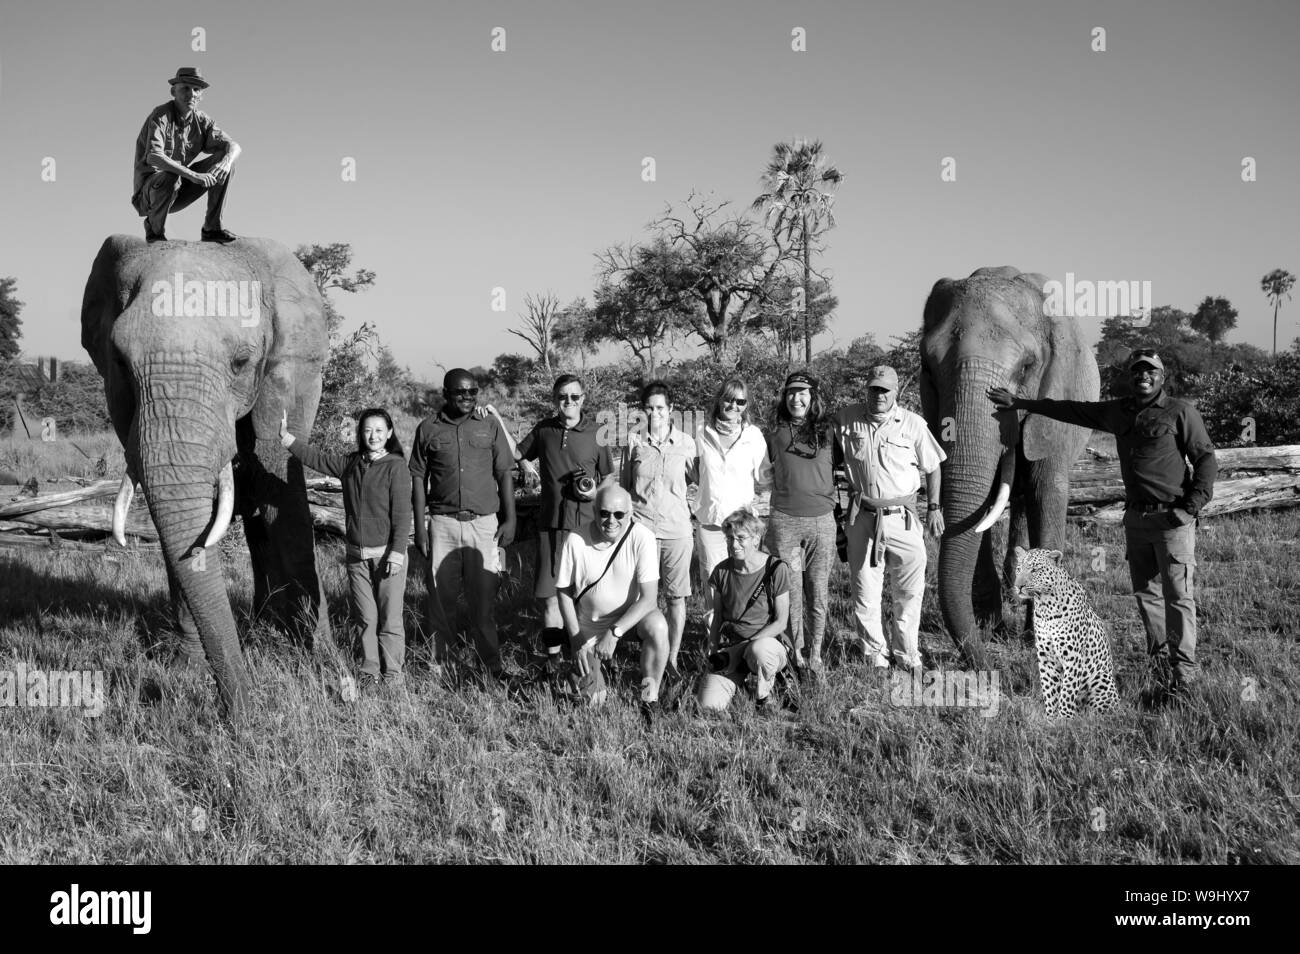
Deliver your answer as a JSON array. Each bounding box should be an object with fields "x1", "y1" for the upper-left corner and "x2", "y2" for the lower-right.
[{"x1": 1, "y1": 0, "x2": 1297, "y2": 380}]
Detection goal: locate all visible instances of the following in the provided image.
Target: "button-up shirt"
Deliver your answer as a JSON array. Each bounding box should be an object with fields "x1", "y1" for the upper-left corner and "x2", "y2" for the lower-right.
[
  {"x1": 1017, "y1": 391, "x2": 1217, "y2": 513},
  {"x1": 518, "y1": 414, "x2": 614, "y2": 531},
  {"x1": 832, "y1": 405, "x2": 946, "y2": 499},
  {"x1": 133, "y1": 102, "x2": 232, "y2": 205},
  {"x1": 621, "y1": 426, "x2": 697, "y2": 539},
  {"x1": 409, "y1": 410, "x2": 513, "y2": 516},
  {"x1": 693, "y1": 422, "x2": 771, "y2": 527}
]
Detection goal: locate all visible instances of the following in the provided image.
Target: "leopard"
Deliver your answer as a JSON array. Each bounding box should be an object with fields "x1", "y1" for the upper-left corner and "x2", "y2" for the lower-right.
[{"x1": 1012, "y1": 546, "x2": 1120, "y2": 717}]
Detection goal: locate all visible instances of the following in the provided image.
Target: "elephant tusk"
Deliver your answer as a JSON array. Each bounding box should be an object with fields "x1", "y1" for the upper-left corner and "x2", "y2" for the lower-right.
[
  {"x1": 974, "y1": 480, "x2": 1011, "y2": 533},
  {"x1": 201, "y1": 461, "x2": 236, "y2": 550},
  {"x1": 112, "y1": 474, "x2": 137, "y2": 547}
]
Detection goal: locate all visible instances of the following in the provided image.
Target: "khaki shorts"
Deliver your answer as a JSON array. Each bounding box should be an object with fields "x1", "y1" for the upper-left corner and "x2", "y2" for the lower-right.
[{"x1": 657, "y1": 536, "x2": 692, "y2": 600}]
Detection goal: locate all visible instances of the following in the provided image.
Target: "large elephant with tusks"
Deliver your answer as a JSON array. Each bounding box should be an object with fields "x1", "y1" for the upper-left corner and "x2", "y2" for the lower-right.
[
  {"x1": 920, "y1": 266, "x2": 1099, "y2": 669},
  {"x1": 81, "y1": 235, "x2": 330, "y2": 718}
]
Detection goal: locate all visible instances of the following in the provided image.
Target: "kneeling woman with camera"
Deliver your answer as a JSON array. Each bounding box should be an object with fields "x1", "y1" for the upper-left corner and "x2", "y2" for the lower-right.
[{"x1": 697, "y1": 508, "x2": 792, "y2": 712}]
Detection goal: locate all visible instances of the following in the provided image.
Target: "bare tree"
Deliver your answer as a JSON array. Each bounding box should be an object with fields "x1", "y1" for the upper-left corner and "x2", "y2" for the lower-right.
[{"x1": 509, "y1": 292, "x2": 563, "y2": 378}]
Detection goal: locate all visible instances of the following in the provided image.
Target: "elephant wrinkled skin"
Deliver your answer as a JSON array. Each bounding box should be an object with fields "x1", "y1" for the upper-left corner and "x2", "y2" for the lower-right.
[
  {"x1": 920, "y1": 266, "x2": 1100, "y2": 669},
  {"x1": 81, "y1": 235, "x2": 330, "y2": 718}
]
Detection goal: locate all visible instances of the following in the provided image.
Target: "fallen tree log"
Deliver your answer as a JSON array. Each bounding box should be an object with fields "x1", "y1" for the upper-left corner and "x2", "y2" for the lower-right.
[
  {"x1": 0, "y1": 531, "x2": 161, "y2": 552},
  {"x1": 1069, "y1": 444, "x2": 1300, "y2": 504},
  {"x1": 1071, "y1": 473, "x2": 1300, "y2": 524},
  {"x1": 3, "y1": 504, "x2": 158, "y2": 540},
  {"x1": 0, "y1": 478, "x2": 122, "y2": 518}
]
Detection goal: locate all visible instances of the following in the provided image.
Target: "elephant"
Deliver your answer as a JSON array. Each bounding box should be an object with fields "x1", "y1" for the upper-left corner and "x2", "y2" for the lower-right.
[
  {"x1": 81, "y1": 235, "x2": 330, "y2": 718},
  {"x1": 920, "y1": 266, "x2": 1100, "y2": 669}
]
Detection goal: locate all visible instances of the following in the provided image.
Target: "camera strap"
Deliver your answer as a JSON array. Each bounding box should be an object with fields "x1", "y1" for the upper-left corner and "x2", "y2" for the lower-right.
[
  {"x1": 575, "y1": 523, "x2": 634, "y2": 607},
  {"x1": 739, "y1": 556, "x2": 779, "y2": 622}
]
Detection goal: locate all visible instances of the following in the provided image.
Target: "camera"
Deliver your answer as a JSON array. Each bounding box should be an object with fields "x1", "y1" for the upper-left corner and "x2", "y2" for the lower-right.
[{"x1": 565, "y1": 467, "x2": 597, "y2": 499}]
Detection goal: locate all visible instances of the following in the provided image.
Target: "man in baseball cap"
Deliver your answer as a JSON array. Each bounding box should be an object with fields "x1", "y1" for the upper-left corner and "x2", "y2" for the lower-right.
[
  {"x1": 831, "y1": 365, "x2": 946, "y2": 677},
  {"x1": 988, "y1": 346, "x2": 1218, "y2": 700},
  {"x1": 132, "y1": 67, "x2": 242, "y2": 244}
]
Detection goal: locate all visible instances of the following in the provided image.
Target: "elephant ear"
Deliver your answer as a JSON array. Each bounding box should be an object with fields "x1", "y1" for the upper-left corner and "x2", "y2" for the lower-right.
[
  {"x1": 1022, "y1": 280, "x2": 1101, "y2": 462},
  {"x1": 243, "y1": 239, "x2": 329, "y2": 440}
]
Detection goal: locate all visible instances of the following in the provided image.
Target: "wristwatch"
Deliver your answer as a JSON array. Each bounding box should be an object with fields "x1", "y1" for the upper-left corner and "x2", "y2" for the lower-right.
[
  {"x1": 927, "y1": 502, "x2": 941, "y2": 511},
  {"x1": 609, "y1": 625, "x2": 622, "y2": 640}
]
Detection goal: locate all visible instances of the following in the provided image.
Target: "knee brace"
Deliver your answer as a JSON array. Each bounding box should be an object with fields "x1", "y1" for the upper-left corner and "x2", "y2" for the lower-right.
[{"x1": 541, "y1": 626, "x2": 567, "y2": 656}]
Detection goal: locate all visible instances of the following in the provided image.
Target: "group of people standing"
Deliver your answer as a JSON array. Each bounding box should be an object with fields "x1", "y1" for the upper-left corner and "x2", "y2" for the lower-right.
[
  {"x1": 278, "y1": 346, "x2": 1215, "y2": 717},
  {"x1": 280, "y1": 365, "x2": 946, "y2": 716}
]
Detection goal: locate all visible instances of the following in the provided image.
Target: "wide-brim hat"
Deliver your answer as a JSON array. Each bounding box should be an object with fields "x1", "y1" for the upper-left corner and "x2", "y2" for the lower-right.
[{"x1": 168, "y1": 67, "x2": 209, "y2": 89}]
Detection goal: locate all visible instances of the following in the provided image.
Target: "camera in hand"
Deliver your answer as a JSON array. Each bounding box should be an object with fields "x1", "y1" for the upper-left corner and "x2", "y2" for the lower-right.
[{"x1": 565, "y1": 467, "x2": 597, "y2": 499}]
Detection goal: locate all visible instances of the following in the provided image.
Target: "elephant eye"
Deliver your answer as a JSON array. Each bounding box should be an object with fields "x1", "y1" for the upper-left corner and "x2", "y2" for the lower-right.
[{"x1": 231, "y1": 347, "x2": 255, "y2": 373}]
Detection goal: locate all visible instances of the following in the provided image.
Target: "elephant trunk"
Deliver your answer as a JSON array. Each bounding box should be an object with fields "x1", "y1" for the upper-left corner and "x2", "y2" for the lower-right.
[
  {"x1": 938, "y1": 359, "x2": 1015, "y2": 669},
  {"x1": 136, "y1": 379, "x2": 251, "y2": 719}
]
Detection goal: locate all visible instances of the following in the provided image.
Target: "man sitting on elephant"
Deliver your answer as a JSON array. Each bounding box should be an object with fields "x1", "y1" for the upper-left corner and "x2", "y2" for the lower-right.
[
  {"x1": 988, "y1": 348, "x2": 1218, "y2": 697},
  {"x1": 132, "y1": 67, "x2": 241, "y2": 244}
]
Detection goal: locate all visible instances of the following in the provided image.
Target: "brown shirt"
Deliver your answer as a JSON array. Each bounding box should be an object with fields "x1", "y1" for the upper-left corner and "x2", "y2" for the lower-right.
[
  {"x1": 1018, "y1": 390, "x2": 1217, "y2": 513},
  {"x1": 408, "y1": 410, "x2": 513, "y2": 516},
  {"x1": 132, "y1": 102, "x2": 231, "y2": 206}
]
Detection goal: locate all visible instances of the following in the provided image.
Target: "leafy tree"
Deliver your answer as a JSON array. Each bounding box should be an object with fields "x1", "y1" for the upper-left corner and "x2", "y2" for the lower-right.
[
  {"x1": 637, "y1": 193, "x2": 788, "y2": 359},
  {"x1": 743, "y1": 275, "x2": 836, "y2": 364},
  {"x1": 752, "y1": 139, "x2": 843, "y2": 363},
  {"x1": 490, "y1": 352, "x2": 536, "y2": 391},
  {"x1": 0, "y1": 277, "x2": 24, "y2": 364},
  {"x1": 1193, "y1": 351, "x2": 1300, "y2": 445},
  {"x1": 15, "y1": 362, "x2": 112, "y2": 433},
  {"x1": 294, "y1": 243, "x2": 377, "y2": 338},
  {"x1": 1190, "y1": 295, "x2": 1238, "y2": 343},
  {"x1": 314, "y1": 323, "x2": 379, "y2": 450},
  {"x1": 1261, "y1": 268, "x2": 1296, "y2": 356}
]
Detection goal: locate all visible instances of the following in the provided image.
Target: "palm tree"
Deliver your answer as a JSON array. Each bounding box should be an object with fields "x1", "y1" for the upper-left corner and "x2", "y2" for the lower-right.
[
  {"x1": 1261, "y1": 269, "x2": 1296, "y2": 356},
  {"x1": 752, "y1": 140, "x2": 843, "y2": 364}
]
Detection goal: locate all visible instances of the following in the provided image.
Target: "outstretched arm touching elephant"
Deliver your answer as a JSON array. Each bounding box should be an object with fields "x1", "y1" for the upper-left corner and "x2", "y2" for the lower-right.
[
  {"x1": 987, "y1": 388, "x2": 1111, "y2": 432},
  {"x1": 280, "y1": 409, "x2": 350, "y2": 478}
]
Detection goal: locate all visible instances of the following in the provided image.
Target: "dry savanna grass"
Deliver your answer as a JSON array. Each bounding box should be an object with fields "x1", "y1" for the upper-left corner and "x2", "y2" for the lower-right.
[{"x1": 1, "y1": 433, "x2": 1297, "y2": 863}]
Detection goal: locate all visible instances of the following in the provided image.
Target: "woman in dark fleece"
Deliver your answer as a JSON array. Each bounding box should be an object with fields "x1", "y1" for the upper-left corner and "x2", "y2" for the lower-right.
[{"x1": 281, "y1": 408, "x2": 412, "y2": 692}]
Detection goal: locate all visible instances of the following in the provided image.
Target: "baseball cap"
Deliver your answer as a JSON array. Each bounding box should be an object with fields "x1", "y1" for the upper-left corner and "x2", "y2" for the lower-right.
[
  {"x1": 784, "y1": 371, "x2": 816, "y2": 391},
  {"x1": 1128, "y1": 349, "x2": 1165, "y2": 372},
  {"x1": 866, "y1": 365, "x2": 899, "y2": 391}
]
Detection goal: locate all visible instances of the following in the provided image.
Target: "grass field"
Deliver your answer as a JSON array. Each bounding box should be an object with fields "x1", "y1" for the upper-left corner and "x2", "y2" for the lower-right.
[{"x1": 1, "y1": 433, "x2": 1297, "y2": 863}]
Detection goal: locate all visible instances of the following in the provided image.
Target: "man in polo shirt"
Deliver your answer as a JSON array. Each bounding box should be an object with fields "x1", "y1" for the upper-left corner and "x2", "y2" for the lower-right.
[
  {"x1": 556, "y1": 485, "x2": 669, "y2": 715},
  {"x1": 620, "y1": 380, "x2": 698, "y2": 675},
  {"x1": 832, "y1": 366, "x2": 946, "y2": 674},
  {"x1": 411, "y1": 369, "x2": 516, "y2": 678},
  {"x1": 514, "y1": 374, "x2": 615, "y2": 670},
  {"x1": 132, "y1": 67, "x2": 241, "y2": 244},
  {"x1": 988, "y1": 348, "x2": 1218, "y2": 695}
]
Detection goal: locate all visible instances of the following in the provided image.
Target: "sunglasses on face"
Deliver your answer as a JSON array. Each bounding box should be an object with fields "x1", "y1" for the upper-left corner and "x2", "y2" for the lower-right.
[
  {"x1": 722, "y1": 396, "x2": 747, "y2": 407},
  {"x1": 449, "y1": 388, "x2": 479, "y2": 397},
  {"x1": 599, "y1": 510, "x2": 627, "y2": 520},
  {"x1": 557, "y1": 392, "x2": 584, "y2": 403}
]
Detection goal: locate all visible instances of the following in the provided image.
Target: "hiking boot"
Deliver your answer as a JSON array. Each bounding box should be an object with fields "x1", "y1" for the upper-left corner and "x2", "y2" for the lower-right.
[
  {"x1": 639, "y1": 699, "x2": 660, "y2": 728},
  {"x1": 358, "y1": 672, "x2": 381, "y2": 696},
  {"x1": 201, "y1": 227, "x2": 237, "y2": 244},
  {"x1": 145, "y1": 228, "x2": 167, "y2": 244}
]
